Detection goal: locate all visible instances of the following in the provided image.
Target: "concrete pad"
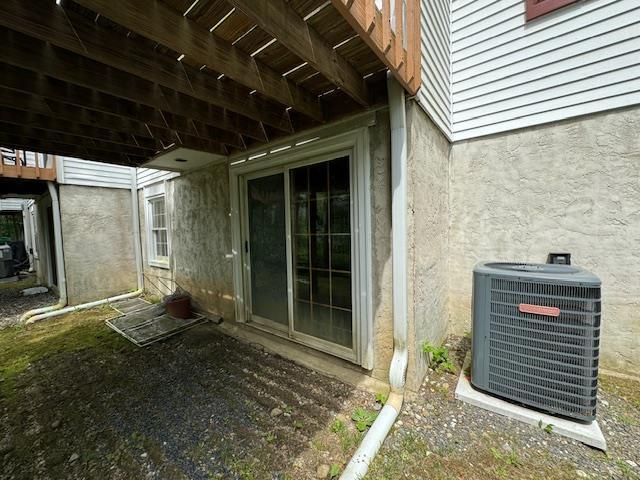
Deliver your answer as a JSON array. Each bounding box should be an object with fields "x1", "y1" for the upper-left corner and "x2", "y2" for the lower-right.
[
  {"x1": 22, "y1": 286, "x2": 49, "y2": 296},
  {"x1": 455, "y1": 373, "x2": 607, "y2": 451}
]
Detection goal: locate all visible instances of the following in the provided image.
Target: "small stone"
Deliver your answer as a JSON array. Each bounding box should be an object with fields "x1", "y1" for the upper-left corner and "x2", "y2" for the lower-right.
[
  {"x1": 502, "y1": 443, "x2": 512, "y2": 454},
  {"x1": 373, "y1": 403, "x2": 382, "y2": 411},
  {"x1": 601, "y1": 399, "x2": 609, "y2": 407},
  {"x1": 0, "y1": 440, "x2": 15, "y2": 455},
  {"x1": 141, "y1": 453, "x2": 148, "y2": 458},
  {"x1": 316, "y1": 464, "x2": 330, "y2": 479},
  {"x1": 626, "y1": 460, "x2": 638, "y2": 468},
  {"x1": 575, "y1": 470, "x2": 588, "y2": 478},
  {"x1": 68, "y1": 453, "x2": 79, "y2": 463},
  {"x1": 270, "y1": 408, "x2": 283, "y2": 417},
  {"x1": 51, "y1": 420, "x2": 61, "y2": 429}
]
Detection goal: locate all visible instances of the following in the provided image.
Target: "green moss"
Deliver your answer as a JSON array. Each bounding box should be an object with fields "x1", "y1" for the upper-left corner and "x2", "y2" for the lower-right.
[{"x1": 0, "y1": 306, "x2": 131, "y2": 398}]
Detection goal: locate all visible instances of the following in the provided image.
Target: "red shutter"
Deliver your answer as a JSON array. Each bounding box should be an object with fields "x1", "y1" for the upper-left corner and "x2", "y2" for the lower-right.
[{"x1": 526, "y1": 0, "x2": 579, "y2": 21}]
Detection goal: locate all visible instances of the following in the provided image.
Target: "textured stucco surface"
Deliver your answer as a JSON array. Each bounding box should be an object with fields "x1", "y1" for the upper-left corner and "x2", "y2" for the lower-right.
[
  {"x1": 59, "y1": 185, "x2": 136, "y2": 305},
  {"x1": 369, "y1": 111, "x2": 394, "y2": 382},
  {"x1": 405, "y1": 101, "x2": 451, "y2": 391},
  {"x1": 449, "y1": 107, "x2": 640, "y2": 374},
  {"x1": 170, "y1": 162, "x2": 235, "y2": 321}
]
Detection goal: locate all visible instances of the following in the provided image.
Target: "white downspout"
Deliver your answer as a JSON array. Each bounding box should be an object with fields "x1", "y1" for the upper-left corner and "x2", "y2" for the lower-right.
[
  {"x1": 21, "y1": 172, "x2": 145, "y2": 324},
  {"x1": 131, "y1": 168, "x2": 144, "y2": 291},
  {"x1": 341, "y1": 73, "x2": 409, "y2": 479},
  {"x1": 20, "y1": 181, "x2": 68, "y2": 321}
]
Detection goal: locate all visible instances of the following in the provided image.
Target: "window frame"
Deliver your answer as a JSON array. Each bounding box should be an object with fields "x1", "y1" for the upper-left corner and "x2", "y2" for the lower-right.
[
  {"x1": 144, "y1": 183, "x2": 171, "y2": 269},
  {"x1": 526, "y1": 0, "x2": 579, "y2": 21}
]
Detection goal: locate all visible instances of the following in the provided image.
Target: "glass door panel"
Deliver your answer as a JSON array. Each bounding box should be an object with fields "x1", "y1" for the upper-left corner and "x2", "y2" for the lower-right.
[
  {"x1": 290, "y1": 157, "x2": 353, "y2": 348},
  {"x1": 246, "y1": 173, "x2": 288, "y2": 327}
]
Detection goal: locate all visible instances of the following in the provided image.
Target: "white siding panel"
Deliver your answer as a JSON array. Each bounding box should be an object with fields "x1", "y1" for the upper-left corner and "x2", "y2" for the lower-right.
[
  {"x1": 58, "y1": 157, "x2": 134, "y2": 189},
  {"x1": 136, "y1": 168, "x2": 180, "y2": 189},
  {"x1": 0, "y1": 199, "x2": 27, "y2": 211},
  {"x1": 450, "y1": 0, "x2": 640, "y2": 140},
  {"x1": 417, "y1": 0, "x2": 452, "y2": 139}
]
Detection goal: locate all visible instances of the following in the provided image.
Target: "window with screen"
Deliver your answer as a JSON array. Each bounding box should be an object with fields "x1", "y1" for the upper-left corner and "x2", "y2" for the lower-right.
[{"x1": 148, "y1": 195, "x2": 169, "y2": 266}]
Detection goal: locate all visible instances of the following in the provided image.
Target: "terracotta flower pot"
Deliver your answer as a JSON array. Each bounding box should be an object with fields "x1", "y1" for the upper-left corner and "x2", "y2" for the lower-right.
[{"x1": 165, "y1": 296, "x2": 191, "y2": 319}]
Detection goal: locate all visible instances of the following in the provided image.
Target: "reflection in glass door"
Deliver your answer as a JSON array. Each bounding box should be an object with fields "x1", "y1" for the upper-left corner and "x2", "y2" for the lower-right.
[
  {"x1": 246, "y1": 173, "x2": 289, "y2": 328},
  {"x1": 290, "y1": 157, "x2": 353, "y2": 348},
  {"x1": 243, "y1": 156, "x2": 354, "y2": 354}
]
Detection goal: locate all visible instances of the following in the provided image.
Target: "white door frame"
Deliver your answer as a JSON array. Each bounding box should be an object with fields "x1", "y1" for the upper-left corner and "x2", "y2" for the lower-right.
[{"x1": 229, "y1": 122, "x2": 374, "y2": 368}]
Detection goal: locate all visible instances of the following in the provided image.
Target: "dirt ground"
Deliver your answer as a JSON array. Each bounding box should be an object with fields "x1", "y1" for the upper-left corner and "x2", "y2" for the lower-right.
[
  {"x1": 0, "y1": 307, "x2": 380, "y2": 480},
  {"x1": 0, "y1": 275, "x2": 57, "y2": 329},
  {"x1": 366, "y1": 336, "x2": 640, "y2": 480}
]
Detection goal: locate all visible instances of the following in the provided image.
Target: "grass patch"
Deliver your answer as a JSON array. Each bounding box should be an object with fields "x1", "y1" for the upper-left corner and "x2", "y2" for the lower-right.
[
  {"x1": 365, "y1": 433, "x2": 578, "y2": 480},
  {"x1": 0, "y1": 305, "x2": 131, "y2": 398},
  {"x1": 0, "y1": 275, "x2": 37, "y2": 291}
]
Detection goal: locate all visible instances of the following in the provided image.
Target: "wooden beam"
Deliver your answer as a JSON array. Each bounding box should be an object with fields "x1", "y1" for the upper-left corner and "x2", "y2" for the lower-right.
[
  {"x1": 0, "y1": 106, "x2": 159, "y2": 151},
  {"x1": 0, "y1": 134, "x2": 145, "y2": 167},
  {"x1": 0, "y1": 121, "x2": 157, "y2": 158},
  {"x1": 0, "y1": 63, "x2": 261, "y2": 149},
  {"x1": 73, "y1": 0, "x2": 323, "y2": 120},
  {"x1": 0, "y1": 29, "x2": 263, "y2": 143},
  {"x1": 227, "y1": 0, "x2": 368, "y2": 106},
  {"x1": 0, "y1": 0, "x2": 292, "y2": 133}
]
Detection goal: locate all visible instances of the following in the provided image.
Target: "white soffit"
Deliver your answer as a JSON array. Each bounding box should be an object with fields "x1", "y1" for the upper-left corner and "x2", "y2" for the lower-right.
[{"x1": 144, "y1": 147, "x2": 226, "y2": 172}]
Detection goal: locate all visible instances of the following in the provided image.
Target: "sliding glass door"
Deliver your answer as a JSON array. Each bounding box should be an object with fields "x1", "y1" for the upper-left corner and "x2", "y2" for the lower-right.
[
  {"x1": 245, "y1": 172, "x2": 289, "y2": 330},
  {"x1": 242, "y1": 156, "x2": 354, "y2": 357}
]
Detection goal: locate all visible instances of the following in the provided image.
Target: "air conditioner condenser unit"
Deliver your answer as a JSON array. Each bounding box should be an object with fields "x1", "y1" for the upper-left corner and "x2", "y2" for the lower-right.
[{"x1": 471, "y1": 262, "x2": 601, "y2": 422}]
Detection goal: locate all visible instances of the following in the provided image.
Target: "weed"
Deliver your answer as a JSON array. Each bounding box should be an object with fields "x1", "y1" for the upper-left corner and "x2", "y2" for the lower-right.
[
  {"x1": 422, "y1": 341, "x2": 456, "y2": 374},
  {"x1": 544, "y1": 424, "x2": 554, "y2": 434},
  {"x1": 329, "y1": 464, "x2": 341, "y2": 478},
  {"x1": 616, "y1": 459, "x2": 640, "y2": 480},
  {"x1": 351, "y1": 407, "x2": 378, "y2": 432},
  {"x1": 292, "y1": 420, "x2": 304, "y2": 429},
  {"x1": 265, "y1": 432, "x2": 276, "y2": 444},
  {"x1": 330, "y1": 419, "x2": 346, "y2": 434},
  {"x1": 375, "y1": 392, "x2": 388, "y2": 406}
]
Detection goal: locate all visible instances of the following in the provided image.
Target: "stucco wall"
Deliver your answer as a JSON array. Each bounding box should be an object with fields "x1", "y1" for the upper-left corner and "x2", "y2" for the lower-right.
[
  {"x1": 449, "y1": 107, "x2": 640, "y2": 374},
  {"x1": 170, "y1": 162, "x2": 236, "y2": 321},
  {"x1": 59, "y1": 184, "x2": 136, "y2": 305},
  {"x1": 405, "y1": 101, "x2": 451, "y2": 391}
]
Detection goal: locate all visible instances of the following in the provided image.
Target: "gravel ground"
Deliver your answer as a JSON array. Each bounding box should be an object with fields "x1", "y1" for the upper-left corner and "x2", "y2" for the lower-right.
[
  {"x1": 0, "y1": 275, "x2": 57, "y2": 329},
  {"x1": 367, "y1": 335, "x2": 640, "y2": 480},
  {"x1": 0, "y1": 308, "x2": 378, "y2": 479}
]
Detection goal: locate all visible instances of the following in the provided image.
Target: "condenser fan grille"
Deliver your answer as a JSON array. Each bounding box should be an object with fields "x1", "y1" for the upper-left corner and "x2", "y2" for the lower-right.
[{"x1": 487, "y1": 277, "x2": 600, "y2": 419}]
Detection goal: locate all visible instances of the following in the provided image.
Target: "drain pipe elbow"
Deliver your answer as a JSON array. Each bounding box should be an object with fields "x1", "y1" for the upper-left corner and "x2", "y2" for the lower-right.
[
  {"x1": 341, "y1": 73, "x2": 409, "y2": 480},
  {"x1": 20, "y1": 181, "x2": 68, "y2": 322}
]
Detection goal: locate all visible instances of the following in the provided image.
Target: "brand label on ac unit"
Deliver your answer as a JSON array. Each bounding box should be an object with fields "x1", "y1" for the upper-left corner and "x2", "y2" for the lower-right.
[{"x1": 518, "y1": 304, "x2": 560, "y2": 317}]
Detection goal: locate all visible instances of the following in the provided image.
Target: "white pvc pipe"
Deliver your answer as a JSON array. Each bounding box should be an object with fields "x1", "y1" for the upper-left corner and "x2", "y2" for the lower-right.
[
  {"x1": 341, "y1": 73, "x2": 409, "y2": 480},
  {"x1": 20, "y1": 182, "x2": 68, "y2": 322},
  {"x1": 25, "y1": 289, "x2": 143, "y2": 324},
  {"x1": 131, "y1": 168, "x2": 144, "y2": 290}
]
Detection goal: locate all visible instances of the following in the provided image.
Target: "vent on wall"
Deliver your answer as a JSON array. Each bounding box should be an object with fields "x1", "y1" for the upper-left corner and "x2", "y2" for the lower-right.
[{"x1": 471, "y1": 262, "x2": 601, "y2": 422}]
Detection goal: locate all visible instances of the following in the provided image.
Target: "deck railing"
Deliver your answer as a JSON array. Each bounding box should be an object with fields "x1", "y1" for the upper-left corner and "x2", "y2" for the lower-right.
[
  {"x1": 332, "y1": 0, "x2": 421, "y2": 94},
  {"x1": 0, "y1": 148, "x2": 57, "y2": 181}
]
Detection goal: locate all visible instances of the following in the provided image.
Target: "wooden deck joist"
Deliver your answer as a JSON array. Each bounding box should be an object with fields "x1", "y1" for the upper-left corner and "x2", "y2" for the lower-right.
[{"x1": 0, "y1": 0, "x2": 406, "y2": 167}]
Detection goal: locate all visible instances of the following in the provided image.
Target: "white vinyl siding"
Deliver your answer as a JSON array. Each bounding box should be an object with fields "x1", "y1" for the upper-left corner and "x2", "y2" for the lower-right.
[
  {"x1": 136, "y1": 168, "x2": 180, "y2": 189},
  {"x1": 0, "y1": 198, "x2": 28, "y2": 212},
  {"x1": 418, "y1": 0, "x2": 452, "y2": 139},
  {"x1": 450, "y1": 0, "x2": 640, "y2": 140},
  {"x1": 57, "y1": 157, "x2": 134, "y2": 189}
]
